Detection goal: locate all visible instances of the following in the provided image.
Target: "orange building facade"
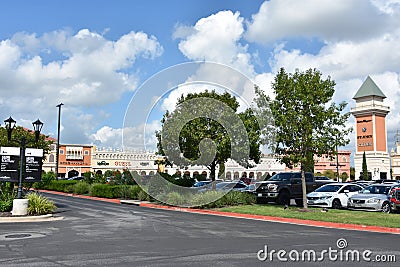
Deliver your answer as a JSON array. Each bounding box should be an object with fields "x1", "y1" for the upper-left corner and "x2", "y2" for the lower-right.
[
  {"x1": 57, "y1": 144, "x2": 92, "y2": 178},
  {"x1": 285, "y1": 150, "x2": 351, "y2": 178}
]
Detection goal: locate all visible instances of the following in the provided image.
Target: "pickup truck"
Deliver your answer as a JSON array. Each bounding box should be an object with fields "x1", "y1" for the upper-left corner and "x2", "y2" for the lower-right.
[{"x1": 255, "y1": 172, "x2": 329, "y2": 206}]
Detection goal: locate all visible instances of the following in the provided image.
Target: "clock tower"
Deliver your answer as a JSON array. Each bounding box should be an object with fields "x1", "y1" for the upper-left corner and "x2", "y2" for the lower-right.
[{"x1": 351, "y1": 76, "x2": 390, "y2": 180}]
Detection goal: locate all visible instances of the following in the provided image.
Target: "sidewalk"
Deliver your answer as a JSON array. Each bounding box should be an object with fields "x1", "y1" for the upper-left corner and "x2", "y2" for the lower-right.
[{"x1": 7, "y1": 190, "x2": 399, "y2": 235}]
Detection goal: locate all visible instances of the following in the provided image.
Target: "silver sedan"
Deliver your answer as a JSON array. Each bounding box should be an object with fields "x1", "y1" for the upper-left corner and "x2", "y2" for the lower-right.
[{"x1": 347, "y1": 184, "x2": 398, "y2": 213}]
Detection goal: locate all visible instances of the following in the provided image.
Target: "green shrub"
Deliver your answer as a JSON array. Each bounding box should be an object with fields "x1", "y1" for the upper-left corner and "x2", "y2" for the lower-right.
[
  {"x1": 32, "y1": 171, "x2": 56, "y2": 189},
  {"x1": 0, "y1": 191, "x2": 16, "y2": 212},
  {"x1": 90, "y1": 184, "x2": 119, "y2": 198},
  {"x1": 74, "y1": 181, "x2": 90, "y2": 195},
  {"x1": 164, "y1": 192, "x2": 185, "y2": 206},
  {"x1": 221, "y1": 191, "x2": 256, "y2": 206},
  {"x1": 137, "y1": 189, "x2": 150, "y2": 201},
  {"x1": 129, "y1": 185, "x2": 144, "y2": 199},
  {"x1": 0, "y1": 183, "x2": 16, "y2": 212},
  {"x1": 26, "y1": 192, "x2": 57, "y2": 215},
  {"x1": 189, "y1": 191, "x2": 256, "y2": 208},
  {"x1": 190, "y1": 191, "x2": 225, "y2": 208},
  {"x1": 47, "y1": 180, "x2": 78, "y2": 192}
]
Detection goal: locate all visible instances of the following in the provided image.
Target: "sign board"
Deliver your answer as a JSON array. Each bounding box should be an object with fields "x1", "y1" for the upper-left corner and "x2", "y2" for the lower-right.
[
  {"x1": 24, "y1": 148, "x2": 43, "y2": 182},
  {"x1": 0, "y1": 147, "x2": 20, "y2": 182}
]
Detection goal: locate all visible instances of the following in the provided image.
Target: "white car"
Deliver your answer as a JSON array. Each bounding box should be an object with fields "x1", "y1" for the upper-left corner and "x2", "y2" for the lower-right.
[{"x1": 307, "y1": 183, "x2": 364, "y2": 209}]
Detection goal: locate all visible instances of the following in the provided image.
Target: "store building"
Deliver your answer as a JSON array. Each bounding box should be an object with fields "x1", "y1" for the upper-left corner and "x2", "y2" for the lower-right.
[
  {"x1": 91, "y1": 147, "x2": 162, "y2": 176},
  {"x1": 313, "y1": 150, "x2": 351, "y2": 177},
  {"x1": 57, "y1": 144, "x2": 93, "y2": 178},
  {"x1": 391, "y1": 137, "x2": 400, "y2": 180}
]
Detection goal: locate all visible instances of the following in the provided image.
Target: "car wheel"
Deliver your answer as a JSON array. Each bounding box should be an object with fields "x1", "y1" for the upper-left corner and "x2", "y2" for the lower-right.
[
  {"x1": 382, "y1": 202, "x2": 391, "y2": 213},
  {"x1": 332, "y1": 199, "x2": 342, "y2": 209},
  {"x1": 277, "y1": 191, "x2": 290, "y2": 205}
]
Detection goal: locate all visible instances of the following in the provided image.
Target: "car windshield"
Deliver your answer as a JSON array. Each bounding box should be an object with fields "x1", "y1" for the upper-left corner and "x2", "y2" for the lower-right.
[
  {"x1": 360, "y1": 185, "x2": 391, "y2": 195},
  {"x1": 315, "y1": 184, "x2": 342, "y2": 192}
]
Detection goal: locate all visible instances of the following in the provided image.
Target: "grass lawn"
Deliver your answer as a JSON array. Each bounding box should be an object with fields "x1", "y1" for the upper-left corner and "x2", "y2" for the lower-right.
[{"x1": 218, "y1": 204, "x2": 400, "y2": 228}]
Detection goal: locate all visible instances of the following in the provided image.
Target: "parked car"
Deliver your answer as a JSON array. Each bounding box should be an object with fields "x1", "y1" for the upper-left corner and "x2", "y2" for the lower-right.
[
  {"x1": 353, "y1": 180, "x2": 375, "y2": 188},
  {"x1": 198, "y1": 181, "x2": 247, "y2": 193},
  {"x1": 67, "y1": 176, "x2": 84, "y2": 181},
  {"x1": 307, "y1": 183, "x2": 364, "y2": 209},
  {"x1": 255, "y1": 172, "x2": 331, "y2": 206},
  {"x1": 314, "y1": 176, "x2": 335, "y2": 183},
  {"x1": 389, "y1": 187, "x2": 400, "y2": 212},
  {"x1": 242, "y1": 184, "x2": 256, "y2": 194},
  {"x1": 192, "y1": 181, "x2": 212, "y2": 187},
  {"x1": 347, "y1": 184, "x2": 399, "y2": 213}
]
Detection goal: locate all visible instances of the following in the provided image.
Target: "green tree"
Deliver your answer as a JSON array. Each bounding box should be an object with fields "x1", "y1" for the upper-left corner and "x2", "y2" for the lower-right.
[
  {"x1": 340, "y1": 172, "x2": 349, "y2": 182},
  {"x1": 322, "y1": 170, "x2": 336, "y2": 180},
  {"x1": 350, "y1": 166, "x2": 355, "y2": 180},
  {"x1": 361, "y1": 151, "x2": 369, "y2": 180},
  {"x1": 156, "y1": 90, "x2": 261, "y2": 183},
  {"x1": 256, "y1": 68, "x2": 352, "y2": 208}
]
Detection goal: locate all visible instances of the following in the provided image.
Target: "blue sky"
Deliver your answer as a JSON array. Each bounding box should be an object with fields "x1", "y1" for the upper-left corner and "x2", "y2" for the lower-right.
[{"x1": 1, "y1": 0, "x2": 400, "y2": 158}]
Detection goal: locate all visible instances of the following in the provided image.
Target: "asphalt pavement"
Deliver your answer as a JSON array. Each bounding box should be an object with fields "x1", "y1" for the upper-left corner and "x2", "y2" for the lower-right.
[{"x1": 0, "y1": 193, "x2": 399, "y2": 267}]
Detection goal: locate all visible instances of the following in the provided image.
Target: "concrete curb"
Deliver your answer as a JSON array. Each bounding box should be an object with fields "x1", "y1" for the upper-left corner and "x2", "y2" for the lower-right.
[
  {"x1": 37, "y1": 190, "x2": 400, "y2": 234},
  {"x1": 0, "y1": 214, "x2": 63, "y2": 223}
]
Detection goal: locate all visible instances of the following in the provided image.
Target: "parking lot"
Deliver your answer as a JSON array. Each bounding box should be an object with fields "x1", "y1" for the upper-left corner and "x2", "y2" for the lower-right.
[{"x1": 1, "y1": 193, "x2": 399, "y2": 266}]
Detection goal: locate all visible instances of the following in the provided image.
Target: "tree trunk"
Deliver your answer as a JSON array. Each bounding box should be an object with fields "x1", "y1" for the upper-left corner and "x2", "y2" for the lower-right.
[
  {"x1": 210, "y1": 160, "x2": 217, "y2": 190},
  {"x1": 301, "y1": 169, "x2": 308, "y2": 209}
]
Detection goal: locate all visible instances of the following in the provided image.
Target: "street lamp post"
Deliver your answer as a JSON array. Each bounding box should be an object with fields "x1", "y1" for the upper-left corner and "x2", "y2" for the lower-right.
[
  {"x1": 4, "y1": 116, "x2": 43, "y2": 199},
  {"x1": 56, "y1": 103, "x2": 63, "y2": 180}
]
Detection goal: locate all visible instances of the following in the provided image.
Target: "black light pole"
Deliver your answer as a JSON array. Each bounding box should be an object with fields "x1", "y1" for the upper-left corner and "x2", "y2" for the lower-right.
[
  {"x1": 4, "y1": 117, "x2": 43, "y2": 199},
  {"x1": 56, "y1": 103, "x2": 63, "y2": 180}
]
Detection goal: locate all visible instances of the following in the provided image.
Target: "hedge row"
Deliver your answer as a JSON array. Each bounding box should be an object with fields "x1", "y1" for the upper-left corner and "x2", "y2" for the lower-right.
[
  {"x1": 31, "y1": 180, "x2": 255, "y2": 208},
  {"x1": 157, "y1": 190, "x2": 256, "y2": 208},
  {"x1": 32, "y1": 180, "x2": 149, "y2": 200}
]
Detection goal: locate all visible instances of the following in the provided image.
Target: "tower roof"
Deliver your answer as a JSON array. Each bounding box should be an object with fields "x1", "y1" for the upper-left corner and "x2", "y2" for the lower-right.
[{"x1": 353, "y1": 76, "x2": 386, "y2": 99}]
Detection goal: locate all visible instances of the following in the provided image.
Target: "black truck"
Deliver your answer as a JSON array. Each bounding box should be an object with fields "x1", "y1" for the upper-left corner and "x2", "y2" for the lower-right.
[{"x1": 255, "y1": 172, "x2": 330, "y2": 206}]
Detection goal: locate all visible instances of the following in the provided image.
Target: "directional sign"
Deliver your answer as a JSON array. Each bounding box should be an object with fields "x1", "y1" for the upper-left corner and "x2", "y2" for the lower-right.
[
  {"x1": 0, "y1": 147, "x2": 20, "y2": 182},
  {"x1": 24, "y1": 148, "x2": 43, "y2": 182}
]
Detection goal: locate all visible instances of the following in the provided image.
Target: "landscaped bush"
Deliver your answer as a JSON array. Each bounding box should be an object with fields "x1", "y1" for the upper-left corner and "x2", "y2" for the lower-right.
[
  {"x1": 26, "y1": 192, "x2": 57, "y2": 215},
  {"x1": 190, "y1": 191, "x2": 225, "y2": 208},
  {"x1": 90, "y1": 184, "x2": 120, "y2": 198},
  {"x1": 166, "y1": 192, "x2": 188, "y2": 206},
  {"x1": 0, "y1": 191, "x2": 16, "y2": 212},
  {"x1": 137, "y1": 189, "x2": 151, "y2": 201},
  {"x1": 221, "y1": 191, "x2": 256, "y2": 206},
  {"x1": 116, "y1": 185, "x2": 144, "y2": 199},
  {"x1": 74, "y1": 181, "x2": 90, "y2": 195},
  {"x1": 47, "y1": 180, "x2": 78, "y2": 192},
  {"x1": 32, "y1": 171, "x2": 56, "y2": 189},
  {"x1": 0, "y1": 183, "x2": 16, "y2": 212}
]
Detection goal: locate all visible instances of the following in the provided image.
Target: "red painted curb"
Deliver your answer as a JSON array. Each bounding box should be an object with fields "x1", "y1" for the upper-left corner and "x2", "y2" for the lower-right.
[
  {"x1": 139, "y1": 202, "x2": 400, "y2": 235},
  {"x1": 37, "y1": 190, "x2": 121, "y2": 204}
]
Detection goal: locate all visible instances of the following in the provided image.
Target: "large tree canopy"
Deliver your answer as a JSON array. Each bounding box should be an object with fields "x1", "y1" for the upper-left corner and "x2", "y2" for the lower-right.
[
  {"x1": 255, "y1": 68, "x2": 352, "y2": 208},
  {"x1": 156, "y1": 90, "x2": 261, "y2": 182}
]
